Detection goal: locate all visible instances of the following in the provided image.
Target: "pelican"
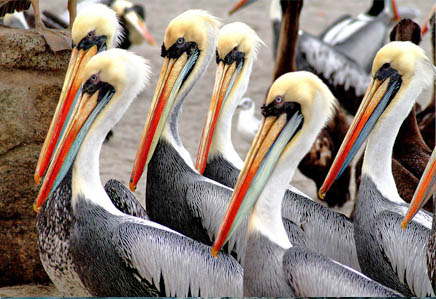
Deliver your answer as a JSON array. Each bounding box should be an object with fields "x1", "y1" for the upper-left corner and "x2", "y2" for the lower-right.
[
  {"x1": 193, "y1": 22, "x2": 360, "y2": 272},
  {"x1": 129, "y1": 9, "x2": 247, "y2": 255},
  {"x1": 35, "y1": 48, "x2": 243, "y2": 296},
  {"x1": 390, "y1": 19, "x2": 432, "y2": 206},
  {"x1": 33, "y1": 5, "x2": 146, "y2": 295},
  {"x1": 52, "y1": 0, "x2": 155, "y2": 48},
  {"x1": 210, "y1": 72, "x2": 399, "y2": 297},
  {"x1": 319, "y1": 41, "x2": 435, "y2": 296},
  {"x1": 320, "y1": 0, "x2": 401, "y2": 73},
  {"x1": 195, "y1": 22, "x2": 264, "y2": 186},
  {"x1": 128, "y1": 10, "x2": 306, "y2": 261},
  {"x1": 402, "y1": 147, "x2": 436, "y2": 292},
  {"x1": 0, "y1": 0, "x2": 73, "y2": 51}
]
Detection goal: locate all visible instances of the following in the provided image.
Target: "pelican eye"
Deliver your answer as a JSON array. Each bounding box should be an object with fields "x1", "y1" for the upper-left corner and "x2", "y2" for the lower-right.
[
  {"x1": 161, "y1": 38, "x2": 198, "y2": 59},
  {"x1": 77, "y1": 30, "x2": 107, "y2": 51},
  {"x1": 274, "y1": 96, "x2": 283, "y2": 105},
  {"x1": 87, "y1": 30, "x2": 95, "y2": 39}
]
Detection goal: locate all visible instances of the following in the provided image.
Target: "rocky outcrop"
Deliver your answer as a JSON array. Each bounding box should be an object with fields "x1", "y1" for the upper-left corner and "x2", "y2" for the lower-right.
[{"x1": 0, "y1": 25, "x2": 70, "y2": 286}]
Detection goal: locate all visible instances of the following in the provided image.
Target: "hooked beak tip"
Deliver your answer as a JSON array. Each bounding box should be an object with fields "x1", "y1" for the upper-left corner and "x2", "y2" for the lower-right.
[
  {"x1": 129, "y1": 180, "x2": 137, "y2": 192},
  {"x1": 34, "y1": 173, "x2": 41, "y2": 185},
  {"x1": 401, "y1": 220, "x2": 408, "y2": 230},
  {"x1": 318, "y1": 189, "x2": 326, "y2": 200},
  {"x1": 33, "y1": 202, "x2": 41, "y2": 214},
  {"x1": 210, "y1": 247, "x2": 219, "y2": 258}
]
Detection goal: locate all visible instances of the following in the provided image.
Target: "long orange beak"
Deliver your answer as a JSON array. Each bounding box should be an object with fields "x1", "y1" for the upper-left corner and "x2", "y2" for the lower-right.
[
  {"x1": 319, "y1": 69, "x2": 402, "y2": 199},
  {"x1": 130, "y1": 50, "x2": 198, "y2": 191},
  {"x1": 211, "y1": 108, "x2": 303, "y2": 257},
  {"x1": 401, "y1": 148, "x2": 436, "y2": 229},
  {"x1": 390, "y1": 0, "x2": 400, "y2": 22},
  {"x1": 34, "y1": 85, "x2": 109, "y2": 213},
  {"x1": 196, "y1": 61, "x2": 239, "y2": 174},
  {"x1": 124, "y1": 10, "x2": 156, "y2": 46},
  {"x1": 229, "y1": 0, "x2": 256, "y2": 15},
  {"x1": 34, "y1": 45, "x2": 98, "y2": 185},
  {"x1": 421, "y1": 4, "x2": 435, "y2": 35}
]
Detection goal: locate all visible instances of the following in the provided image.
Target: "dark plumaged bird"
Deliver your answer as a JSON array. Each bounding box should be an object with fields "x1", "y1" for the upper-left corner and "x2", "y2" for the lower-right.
[
  {"x1": 0, "y1": 0, "x2": 73, "y2": 51},
  {"x1": 417, "y1": 7, "x2": 435, "y2": 150},
  {"x1": 320, "y1": 41, "x2": 435, "y2": 296},
  {"x1": 35, "y1": 48, "x2": 243, "y2": 296},
  {"x1": 211, "y1": 71, "x2": 399, "y2": 297}
]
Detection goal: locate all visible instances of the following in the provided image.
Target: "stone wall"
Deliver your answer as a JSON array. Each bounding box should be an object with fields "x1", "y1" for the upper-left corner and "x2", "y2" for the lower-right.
[{"x1": 0, "y1": 25, "x2": 70, "y2": 286}]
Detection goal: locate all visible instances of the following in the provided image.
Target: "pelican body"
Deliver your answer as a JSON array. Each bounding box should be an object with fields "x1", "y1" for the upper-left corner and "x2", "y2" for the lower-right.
[
  {"x1": 211, "y1": 72, "x2": 399, "y2": 297},
  {"x1": 36, "y1": 48, "x2": 243, "y2": 296},
  {"x1": 320, "y1": 41, "x2": 435, "y2": 296},
  {"x1": 34, "y1": 5, "x2": 147, "y2": 295},
  {"x1": 195, "y1": 22, "x2": 360, "y2": 271}
]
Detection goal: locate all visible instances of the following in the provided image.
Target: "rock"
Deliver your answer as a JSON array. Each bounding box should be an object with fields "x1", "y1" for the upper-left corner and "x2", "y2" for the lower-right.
[{"x1": 0, "y1": 25, "x2": 70, "y2": 286}]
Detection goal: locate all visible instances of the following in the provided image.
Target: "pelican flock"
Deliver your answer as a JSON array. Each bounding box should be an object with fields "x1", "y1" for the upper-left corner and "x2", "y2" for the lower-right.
[{"x1": 7, "y1": 0, "x2": 434, "y2": 296}]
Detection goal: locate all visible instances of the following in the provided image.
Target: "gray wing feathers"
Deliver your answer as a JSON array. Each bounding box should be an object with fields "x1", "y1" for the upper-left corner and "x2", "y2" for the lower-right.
[
  {"x1": 186, "y1": 181, "x2": 248, "y2": 260},
  {"x1": 297, "y1": 32, "x2": 371, "y2": 96},
  {"x1": 283, "y1": 247, "x2": 400, "y2": 297},
  {"x1": 375, "y1": 211, "x2": 434, "y2": 296},
  {"x1": 113, "y1": 223, "x2": 243, "y2": 297},
  {"x1": 104, "y1": 179, "x2": 149, "y2": 220},
  {"x1": 281, "y1": 193, "x2": 360, "y2": 271}
]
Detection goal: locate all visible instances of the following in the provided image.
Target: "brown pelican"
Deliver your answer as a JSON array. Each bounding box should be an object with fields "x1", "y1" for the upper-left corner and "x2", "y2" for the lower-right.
[
  {"x1": 33, "y1": 5, "x2": 146, "y2": 295},
  {"x1": 402, "y1": 147, "x2": 436, "y2": 292},
  {"x1": 0, "y1": 0, "x2": 73, "y2": 51},
  {"x1": 211, "y1": 71, "x2": 399, "y2": 297},
  {"x1": 319, "y1": 41, "x2": 435, "y2": 296},
  {"x1": 35, "y1": 48, "x2": 243, "y2": 296},
  {"x1": 195, "y1": 21, "x2": 263, "y2": 184},
  {"x1": 128, "y1": 10, "x2": 306, "y2": 261},
  {"x1": 319, "y1": 0, "x2": 401, "y2": 73},
  {"x1": 390, "y1": 19, "x2": 432, "y2": 207},
  {"x1": 49, "y1": 0, "x2": 156, "y2": 49},
  {"x1": 129, "y1": 9, "x2": 248, "y2": 256},
  {"x1": 34, "y1": 3, "x2": 122, "y2": 187},
  {"x1": 194, "y1": 21, "x2": 360, "y2": 272},
  {"x1": 356, "y1": 18, "x2": 433, "y2": 210}
]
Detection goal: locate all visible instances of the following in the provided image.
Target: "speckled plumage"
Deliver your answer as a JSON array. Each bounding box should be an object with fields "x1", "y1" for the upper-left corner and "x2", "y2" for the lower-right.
[
  {"x1": 70, "y1": 195, "x2": 243, "y2": 296},
  {"x1": 37, "y1": 169, "x2": 148, "y2": 295}
]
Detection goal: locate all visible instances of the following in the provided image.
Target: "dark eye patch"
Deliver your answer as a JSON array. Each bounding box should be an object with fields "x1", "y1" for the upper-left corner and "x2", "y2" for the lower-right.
[
  {"x1": 76, "y1": 31, "x2": 107, "y2": 52},
  {"x1": 83, "y1": 76, "x2": 115, "y2": 102},
  {"x1": 161, "y1": 39, "x2": 198, "y2": 59},
  {"x1": 375, "y1": 63, "x2": 396, "y2": 81},
  {"x1": 216, "y1": 47, "x2": 245, "y2": 65},
  {"x1": 261, "y1": 100, "x2": 302, "y2": 121}
]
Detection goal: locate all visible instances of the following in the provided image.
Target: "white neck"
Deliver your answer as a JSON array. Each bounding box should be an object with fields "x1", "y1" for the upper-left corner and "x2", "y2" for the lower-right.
[
  {"x1": 72, "y1": 105, "x2": 124, "y2": 215},
  {"x1": 209, "y1": 58, "x2": 254, "y2": 169},
  {"x1": 362, "y1": 75, "x2": 426, "y2": 205},
  {"x1": 161, "y1": 27, "x2": 217, "y2": 170},
  {"x1": 249, "y1": 97, "x2": 327, "y2": 249}
]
